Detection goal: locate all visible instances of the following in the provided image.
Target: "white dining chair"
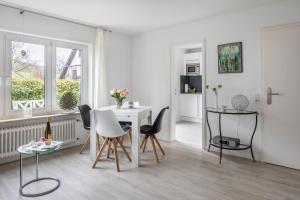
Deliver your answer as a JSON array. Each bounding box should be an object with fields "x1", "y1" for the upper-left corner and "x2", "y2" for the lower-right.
[{"x1": 90, "y1": 110, "x2": 132, "y2": 172}]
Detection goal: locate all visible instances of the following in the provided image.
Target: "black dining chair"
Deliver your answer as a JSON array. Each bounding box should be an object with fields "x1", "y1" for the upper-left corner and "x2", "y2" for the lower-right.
[
  {"x1": 78, "y1": 104, "x2": 101, "y2": 154},
  {"x1": 139, "y1": 106, "x2": 169, "y2": 163},
  {"x1": 119, "y1": 121, "x2": 132, "y2": 145}
]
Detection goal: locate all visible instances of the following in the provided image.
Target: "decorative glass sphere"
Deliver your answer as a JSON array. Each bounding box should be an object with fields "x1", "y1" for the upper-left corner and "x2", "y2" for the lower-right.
[{"x1": 231, "y1": 94, "x2": 249, "y2": 111}]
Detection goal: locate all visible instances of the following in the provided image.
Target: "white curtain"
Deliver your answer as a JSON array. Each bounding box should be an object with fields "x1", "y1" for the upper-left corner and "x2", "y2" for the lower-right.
[{"x1": 94, "y1": 28, "x2": 109, "y2": 108}]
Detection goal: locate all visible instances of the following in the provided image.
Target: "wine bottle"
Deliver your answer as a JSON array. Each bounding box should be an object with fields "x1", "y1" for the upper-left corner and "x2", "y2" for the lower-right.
[{"x1": 44, "y1": 117, "x2": 52, "y2": 141}]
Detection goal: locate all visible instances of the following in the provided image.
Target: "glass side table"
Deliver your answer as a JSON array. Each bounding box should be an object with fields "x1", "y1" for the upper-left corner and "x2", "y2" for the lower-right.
[{"x1": 17, "y1": 141, "x2": 63, "y2": 197}]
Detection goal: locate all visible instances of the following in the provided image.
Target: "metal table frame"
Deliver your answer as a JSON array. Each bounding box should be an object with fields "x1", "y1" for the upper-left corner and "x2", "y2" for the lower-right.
[
  {"x1": 206, "y1": 108, "x2": 258, "y2": 164},
  {"x1": 19, "y1": 150, "x2": 61, "y2": 197}
]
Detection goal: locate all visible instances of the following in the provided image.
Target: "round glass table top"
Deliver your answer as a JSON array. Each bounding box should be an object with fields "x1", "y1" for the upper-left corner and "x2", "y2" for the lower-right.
[{"x1": 18, "y1": 141, "x2": 63, "y2": 155}]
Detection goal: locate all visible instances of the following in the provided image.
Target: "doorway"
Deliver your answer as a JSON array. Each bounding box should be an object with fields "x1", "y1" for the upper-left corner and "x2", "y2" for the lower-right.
[{"x1": 170, "y1": 40, "x2": 206, "y2": 149}]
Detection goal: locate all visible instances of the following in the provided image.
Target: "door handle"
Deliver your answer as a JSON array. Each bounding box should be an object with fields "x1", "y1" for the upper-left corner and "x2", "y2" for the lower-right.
[{"x1": 267, "y1": 87, "x2": 279, "y2": 104}]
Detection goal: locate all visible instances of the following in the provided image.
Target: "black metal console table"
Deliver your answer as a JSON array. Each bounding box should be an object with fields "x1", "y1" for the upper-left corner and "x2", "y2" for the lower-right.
[{"x1": 206, "y1": 107, "x2": 258, "y2": 164}]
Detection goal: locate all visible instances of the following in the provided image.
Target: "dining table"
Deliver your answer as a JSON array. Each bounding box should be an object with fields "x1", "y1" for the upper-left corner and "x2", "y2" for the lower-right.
[{"x1": 90, "y1": 105, "x2": 152, "y2": 168}]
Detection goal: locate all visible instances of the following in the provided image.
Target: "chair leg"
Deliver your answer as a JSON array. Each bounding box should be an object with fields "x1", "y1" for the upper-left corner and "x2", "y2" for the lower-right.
[
  {"x1": 142, "y1": 136, "x2": 149, "y2": 153},
  {"x1": 111, "y1": 141, "x2": 115, "y2": 153},
  {"x1": 128, "y1": 129, "x2": 132, "y2": 145},
  {"x1": 120, "y1": 135, "x2": 125, "y2": 145},
  {"x1": 113, "y1": 139, "x2": 120, "y2": 172},
  {"x1": 153, "y1": 135, "x2": 165, "y2": 156},
  {"x1": 96, "y1": 134, "x2": 101, "y2": 153},
  {"x1": 117, "y1": 138, "x2": 132, "y2": 162},
  {"x1": 107, "y1": 139, "x2": 112, "y2": 158},
  {"x1": 140, "y1": 135, "x2": 147, "y2": 149},
  {"x1": 150, "y1": 136, "x2": 159, "y2": 163},
  {"x1": 79, "y1": 135, "x2": 90, "y2": 154},
  {"x1": 92, "y1": 138, "x2": 108, "y2": 168}
]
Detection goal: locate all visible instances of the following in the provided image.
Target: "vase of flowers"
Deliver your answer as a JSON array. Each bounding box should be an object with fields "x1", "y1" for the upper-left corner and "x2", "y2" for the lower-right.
[
  {"x1": 110, "y1": 89, "x2": 128, "y2": 109},
  {"x1": 206, "y1": 84, "x2": 222, "y2": 109}
]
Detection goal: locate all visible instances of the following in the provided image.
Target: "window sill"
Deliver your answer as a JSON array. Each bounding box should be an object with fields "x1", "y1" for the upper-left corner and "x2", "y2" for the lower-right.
[{"x1": 0, "y1": 112, "x2": 80, "y2": 124}]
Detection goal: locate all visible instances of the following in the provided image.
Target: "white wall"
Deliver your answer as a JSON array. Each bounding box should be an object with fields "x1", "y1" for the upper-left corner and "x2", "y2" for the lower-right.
[
  {"x1": 131, "y1": 0, "x2": 300, "y2": 160},
  {"x1": 106, "y1": 32, "x2": 133, "y2": 104},
  {"x1": 0, "y1": 5, "x2": 95, "y2": 44}
]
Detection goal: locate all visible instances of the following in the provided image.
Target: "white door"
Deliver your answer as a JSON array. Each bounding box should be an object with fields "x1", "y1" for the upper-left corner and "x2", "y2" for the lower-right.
[{"x1": 262, "y1": 23, "x2": 300, "y2": 170}]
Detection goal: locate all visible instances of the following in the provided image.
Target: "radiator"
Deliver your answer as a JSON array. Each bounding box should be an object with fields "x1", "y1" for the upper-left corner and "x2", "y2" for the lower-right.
[{"x1": 0, "y1": 119, "x2": 76, "y2": 160}]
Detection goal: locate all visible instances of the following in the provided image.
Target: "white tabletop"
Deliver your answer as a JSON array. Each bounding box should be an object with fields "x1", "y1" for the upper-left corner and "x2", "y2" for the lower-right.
[{"x1": 97, "y1": 105, "x2": 151, "y2": 114}]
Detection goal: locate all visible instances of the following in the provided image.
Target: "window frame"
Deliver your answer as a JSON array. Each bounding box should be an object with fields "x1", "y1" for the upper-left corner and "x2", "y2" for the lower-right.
[
  {"x1": 5, "y1": 34, "x2": 52, "y2": 117},
  {"x1": 1, "y1": 33, "x2": 89, "y2": 119},
  {"x1": 51, "y1": 40, "x2": 88, "y2": 112},
  {"x1": 0, "y1": 32, "x2": 5, "y2": 118}
]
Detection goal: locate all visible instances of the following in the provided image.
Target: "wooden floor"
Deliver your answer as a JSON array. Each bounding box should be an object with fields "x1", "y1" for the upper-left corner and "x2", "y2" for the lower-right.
[
  {"x1": 0, "y1": 141, "x2": 300, "y2": 200},
  {"x1": 175, "y1": 121, "x2": 202, "y2": 147}
]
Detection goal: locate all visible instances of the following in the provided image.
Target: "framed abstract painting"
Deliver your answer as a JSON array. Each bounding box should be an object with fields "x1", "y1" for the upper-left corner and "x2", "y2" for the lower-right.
[{"x1": 218, "y1": 42, "x2": 243, "y2": 73}]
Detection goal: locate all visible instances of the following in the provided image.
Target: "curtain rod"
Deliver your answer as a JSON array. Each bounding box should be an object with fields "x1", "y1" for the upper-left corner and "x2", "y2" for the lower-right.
[{"x1": 0, "y1": 1, "x2": 112, "y2": 32}]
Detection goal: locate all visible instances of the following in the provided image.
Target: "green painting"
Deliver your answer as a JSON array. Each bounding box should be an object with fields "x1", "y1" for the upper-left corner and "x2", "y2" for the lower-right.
[{"x1": 218, "y1": 42, "x2": 243, "y2": 73}]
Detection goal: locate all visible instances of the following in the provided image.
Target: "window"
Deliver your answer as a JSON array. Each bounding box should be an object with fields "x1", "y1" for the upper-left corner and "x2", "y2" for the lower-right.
[
  {"x1": 10, "y1": 41, "x2": 45, "y2": 110},
  {"x1": 2, "y1": 33, "x2": 88, "y2": 118},
  {"x1": 55, "y1": 47, "x2": 82, "y2": 108}
]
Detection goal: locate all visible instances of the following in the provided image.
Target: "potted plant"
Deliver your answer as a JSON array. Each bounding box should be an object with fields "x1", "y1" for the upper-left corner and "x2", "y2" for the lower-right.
[
  {"x1": 59, "y1": 92, "x2": 78, "y2": 112},
  {"x1": 110, "y1": 89, "x2": 128, "y2": 109}
]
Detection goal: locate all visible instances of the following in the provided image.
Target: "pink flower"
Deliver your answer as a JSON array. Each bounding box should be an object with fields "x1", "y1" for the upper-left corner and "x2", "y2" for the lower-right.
[
  {"x1": 122, "y1": 89, "x2": 129, "y2": 94},
  {"x1": 120, "y1": 89, "x2": 128, "y2": 97},
  {"x1": 110, "y1": 89, "x2": 117, "y2": 95},
  {"x1": 120, "y1": 92, "x2": 127, "y2": 98},
  {"x1": 40, "y1": 136, "x2": 46, "y2": 142}
]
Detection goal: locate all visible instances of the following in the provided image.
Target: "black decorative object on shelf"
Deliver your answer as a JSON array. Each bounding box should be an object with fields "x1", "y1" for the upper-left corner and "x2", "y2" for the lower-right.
[
  {"x1": 206, "y1": 107, "x2": 258, "y2": 164},
  {"x1": 212, "y1": 136, "x2": 240, "y2": 147},
  {"x1": 180, "y1": 75, "x2": 202, "y2": 94}
]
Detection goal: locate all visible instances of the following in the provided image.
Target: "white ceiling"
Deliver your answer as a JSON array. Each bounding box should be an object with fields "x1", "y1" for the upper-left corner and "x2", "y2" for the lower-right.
[{"x1": 1, "y1": 0, "x2": 282, "y2": 34}]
